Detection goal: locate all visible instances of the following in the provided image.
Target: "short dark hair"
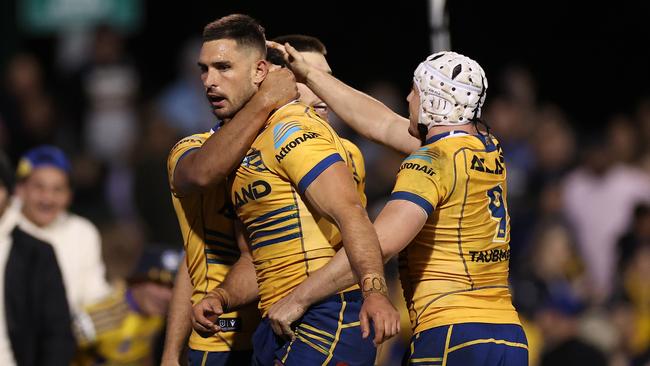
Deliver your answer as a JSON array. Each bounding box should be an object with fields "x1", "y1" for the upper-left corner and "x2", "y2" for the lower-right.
[
  {"x1": 266, "y1": 47, "x2": 288, "y2": 68},
  {"x1": 203, "y1": 14, "x2": 266, "y2": 56},
  {"x1": 272, "y1": 34, "x2": 327, "y2": 55}
]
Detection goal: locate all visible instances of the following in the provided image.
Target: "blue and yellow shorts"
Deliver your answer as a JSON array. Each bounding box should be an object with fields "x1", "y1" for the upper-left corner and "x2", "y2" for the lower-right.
[
  {"x1": 252, "y1": 290, "x2": 376, "y2": 366},
  {"x1": 406, "y1": 322, "x2": 528, "y2": 366}
]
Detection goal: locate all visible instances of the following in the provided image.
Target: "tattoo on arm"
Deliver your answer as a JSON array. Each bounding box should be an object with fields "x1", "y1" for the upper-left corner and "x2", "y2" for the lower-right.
[{"x1": 361, "y1": 273, "x2": 388, "y2": 298}]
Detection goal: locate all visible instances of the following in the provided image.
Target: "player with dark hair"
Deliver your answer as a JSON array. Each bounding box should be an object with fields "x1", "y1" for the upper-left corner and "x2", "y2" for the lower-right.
[
  {"x1": 189, "y1": 15, "x2": 400, "y2": 366},
  {"x1": 162, "y1": 14, "x2": 299, "y2": 366}
]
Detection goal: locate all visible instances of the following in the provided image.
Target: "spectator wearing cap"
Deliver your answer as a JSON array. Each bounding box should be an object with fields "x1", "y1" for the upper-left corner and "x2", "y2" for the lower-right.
[
  {"x1": 0, "y1": 151, "x2": 74, "y2": 366},
  {"x1": 536, "y1": 286, "x2": 607, "y2": 366},
  {"x1": 73, "y1": 246, "x2": 180, "y2": 366},
  {"x1": 14, "y1": 145, "x2": 111, "y2": 314}
]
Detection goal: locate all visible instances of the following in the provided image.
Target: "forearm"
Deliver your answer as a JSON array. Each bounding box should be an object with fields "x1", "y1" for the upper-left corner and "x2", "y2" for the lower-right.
[
  {"x1": 290, "y1": 247, "x2": 357, "y2": 306},
  {"x1": 306, "y1": 69, "x2": 418, "y2": 154},
  {"x1": 286, "y1": 203, "x2": 416, "y2": 307},
  {"x1": 162, "y1": 261, "x2": 193, "y2": 363},
  {"x1": 335, "y1": 205, "x2": 385, "y2": 287},
  {"x1": 210, "y1": 256, "x2": 259, "y2": 312},
  {"x1": 176, "y1": 93, "x2": 275, "y2": 193}
]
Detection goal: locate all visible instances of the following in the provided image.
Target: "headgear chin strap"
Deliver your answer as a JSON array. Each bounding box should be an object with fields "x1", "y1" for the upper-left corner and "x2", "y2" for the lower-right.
[{"x1": 413, "y1": 51, "x2": 488, "y2": 131}]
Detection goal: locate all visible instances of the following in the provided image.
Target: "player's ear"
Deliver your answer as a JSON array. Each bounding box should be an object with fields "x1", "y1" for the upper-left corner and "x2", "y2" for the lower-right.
[{"x1": 253, "y1": 59, "x2": 269, "y2": 85}]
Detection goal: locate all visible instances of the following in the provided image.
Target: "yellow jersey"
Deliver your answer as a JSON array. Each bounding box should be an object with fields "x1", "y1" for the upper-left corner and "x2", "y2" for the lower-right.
[
  {"x1": 167, "y1": 131, "x2": 258, "y2": 352},
  {"x1": 390, "y1": 130, "x2": 520, "y2": 334},
  {"x1": 341, "y1": 138, "x2": 367, "y2": 208},
  {"x1": 73, "y1": 282, "x2": 164, "y2": 366},
  {"x1": 230, "y1": 102, "x2": 361, "y2": 315}
]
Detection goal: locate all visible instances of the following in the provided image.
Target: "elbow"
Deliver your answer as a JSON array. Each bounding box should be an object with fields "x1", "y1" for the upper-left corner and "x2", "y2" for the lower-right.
[
  {"x1": 379, "y1": 237, "x2": 400, "y2": 263},
  {"x1": 381, "y1": 246, "x2": 396, "y2": 263},
  {"x1": 185, "y1": 166, "x2": 226, "y2": 191}
]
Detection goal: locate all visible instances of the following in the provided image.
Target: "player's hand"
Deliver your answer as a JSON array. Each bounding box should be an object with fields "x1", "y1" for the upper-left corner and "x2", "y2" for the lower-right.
[
  {"x1": 191, "y1": 292, "x2": 225, "y2": 337},
  {"x1": 267, "y1": 291, "x2": 308, "y2": 340},
  {"x1": 359, "y1": 293, "x2": 401, "y2": 346},
  {"x1": 258, "y1": 67, "x2": 299, "y2": 109},
  {"x1": 266, "y1": 41, "x2": 312, "y2": 83}
]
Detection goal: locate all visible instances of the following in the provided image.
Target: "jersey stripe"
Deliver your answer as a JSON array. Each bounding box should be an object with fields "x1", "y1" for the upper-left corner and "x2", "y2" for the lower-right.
[
  {"x1": 247, "y1": 204, "x2": 298, "y2": 226},
  {"x1": 297, "y1": 153, "x2": 343, "y2": 194},
  {"x1": 389, "y1": 191, "x2": 434, "y2": 216},
  {"x1": 250, "y1": 223, "x2": 301, "y2": 240},
  {"x1": 251, "y1": 232, "x2": 302, "y2": 250}
]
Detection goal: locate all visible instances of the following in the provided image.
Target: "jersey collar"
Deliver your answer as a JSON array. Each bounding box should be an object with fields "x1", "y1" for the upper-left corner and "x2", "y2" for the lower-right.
[{"x1": 424, "y1": 130, "x2": 469, "y2": 145}]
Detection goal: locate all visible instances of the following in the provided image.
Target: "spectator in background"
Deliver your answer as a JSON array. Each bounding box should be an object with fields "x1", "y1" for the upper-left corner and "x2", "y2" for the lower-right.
[
  {"x1": 617, "y1": 204, "x2": 650, "y2": 275},
  {"x1": 81, "y1": 25, "x2": 139, "y2": 165},
  {"x1": 73, "y1": 25, "x2": 140, "y2": 220},
  {"x1": 537, "y1": 287, "x2": 607, "y2": 366},
  {"x1": 133, "y1": 104, "x2": 182, "y2": 246},
  {"x1": 609, "y1": 237, "x2": 650, "y2": 364},
  {"x1": 529, "y1": 105, "x2": 576, "y2": 190},
  {"x1": 157, "y1": 38, "x2": 215, "y2": 136},
  {"x1": 635, "y1": 98, "x2": 650, "y2": 175},
  {"x1": 0, "y1": 53, "x2": 67, "y2": 162},
  {"x1": 1, "y1": 152, "x2": 74, "y2": 366},
  {"x1": 607, "y1": 114, "x2": 641, "y2": 165},
  {"x1": 74, "y1": 246, "x2": 180, "y2": 366},
  {"x1": 512, "y1": 223, "x2": 586, "y2": 319},
  {"x1": 563, "y1": 129, "x2": 650, "y2": 302},
  {"x1": 14, "y1": 145, "x2": 111, "y2": 314}
]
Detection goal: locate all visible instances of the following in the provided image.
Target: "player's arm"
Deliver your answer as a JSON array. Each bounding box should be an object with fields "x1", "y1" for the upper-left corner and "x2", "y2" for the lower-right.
[
  {"x1": 161, "y1": 258, "x2": 192, "y2": 366},
  {"x1": 191, "y1": 220, "x2": 259, "y2": 335},
  {"x1": 299, "y1": 162, "x2": 401, "y2": 345},
  {"x1": 269, "y1": 41, "x2": 420, "y2": 154},
  {"x1": 268, "y1": 200, "x2": 426, "y2": 339},
  {"x1": 173, "y1": 69, "x2": 298, "y2": 195}
]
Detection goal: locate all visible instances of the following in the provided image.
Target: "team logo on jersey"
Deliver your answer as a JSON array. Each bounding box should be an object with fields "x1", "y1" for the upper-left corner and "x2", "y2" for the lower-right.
[
  {"x1": 470, "y1": 155, "x2": 504, "y2": 175},
  {"x1": 469, "y1": 247, "x2": 510, "y2": 263},
  {"x1": 273, "y1": 121, "x2": 303, "y2": 149},
  {"x1": 241, "y1": 148, "x2": 268, "y2": 172},
  {"x1": 399, "y1": 162, "x2": 436, "y2": 176},
  {"x1": 217, "y1": 317, "x2": 241, "y2": 332},
  {"x1": 273, "y1": 124, "x2": 321, "y2": 162},
  {"x1": 234, "y1": 180, "x2": 272, "y2": 208},
  {"x1": 403, "y1": 147, "x2": 439, "y2": 163}
]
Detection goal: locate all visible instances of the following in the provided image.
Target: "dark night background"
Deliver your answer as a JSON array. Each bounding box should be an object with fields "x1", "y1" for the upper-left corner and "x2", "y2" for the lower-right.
[
  {"x1": 3, "y1": 1, "x2": 650, "y2": 130},
  {"x1": 3, "y1": 2, "x2": 650, "y2": 365}
]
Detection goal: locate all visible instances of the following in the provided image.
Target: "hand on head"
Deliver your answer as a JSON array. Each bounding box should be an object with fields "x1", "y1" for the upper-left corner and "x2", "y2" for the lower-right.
[
  {"x1": 266, "y1": 41, "x2": 311, "y2": 83},
  {"x1": 258, "y1": 67, "x2": 300, "y2": 109}
]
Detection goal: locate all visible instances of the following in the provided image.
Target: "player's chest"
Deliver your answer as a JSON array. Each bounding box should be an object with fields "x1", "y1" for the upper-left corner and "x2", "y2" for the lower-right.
[{"x1": 231, "y1": 146, "x2": 294, "y2": 213}]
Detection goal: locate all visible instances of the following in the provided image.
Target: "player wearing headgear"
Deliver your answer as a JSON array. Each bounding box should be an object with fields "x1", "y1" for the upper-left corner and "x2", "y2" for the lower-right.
[{"x1": 268, "y1": 48, "x2": 528, "y2": 365}]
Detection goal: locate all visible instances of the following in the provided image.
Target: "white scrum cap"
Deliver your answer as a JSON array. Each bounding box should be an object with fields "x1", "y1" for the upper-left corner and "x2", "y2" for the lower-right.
[{"x1": 413, "y1": 51, "x2": 487, "y2": 128}]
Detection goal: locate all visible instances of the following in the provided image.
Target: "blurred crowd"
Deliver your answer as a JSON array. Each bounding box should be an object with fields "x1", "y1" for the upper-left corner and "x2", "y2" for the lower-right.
[{"x1": 1, "y1": 26, "x2": 650, "y2": 366}]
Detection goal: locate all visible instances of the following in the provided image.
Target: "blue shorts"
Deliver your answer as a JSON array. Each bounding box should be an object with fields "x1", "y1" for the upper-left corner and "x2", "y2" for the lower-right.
[
  {"x1": 188, "y1": 348, "x2": 252, "y2": 366},
  {"x1": 252, "y1": 290, "x2": 376, "y2": 366},
  {"x1": 406, "y1": 323, "x2": 528, "y2": 366}
]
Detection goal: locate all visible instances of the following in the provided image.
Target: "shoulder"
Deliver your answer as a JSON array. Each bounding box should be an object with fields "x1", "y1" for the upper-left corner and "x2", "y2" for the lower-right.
[
  {"x1": 268, "y1": 103, "x2": 330, "y2": 137},
  {"x1": 341, "y1": 138, "x2": 361, "y2": 155},
  {"x1": 10, "y1": 226, "x2": 56, "y2": 259},
  {"x1": 64, "y1": 214, "x2": 101, "y2": 239},
  {"x1": 404, "y1": 143, "x2": 447, "y2": 166},
  {"x1": 267, "y1": 113, "x2": 330, "y2": 154},
  {"x1": 169, "y1": 132, "x2": 211, "y2": 157}
]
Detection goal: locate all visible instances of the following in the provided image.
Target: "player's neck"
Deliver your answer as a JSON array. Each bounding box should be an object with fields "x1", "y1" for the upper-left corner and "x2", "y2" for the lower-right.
[{"x1": 426, "y1": 123, "x2": 477, "y2": 140}]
